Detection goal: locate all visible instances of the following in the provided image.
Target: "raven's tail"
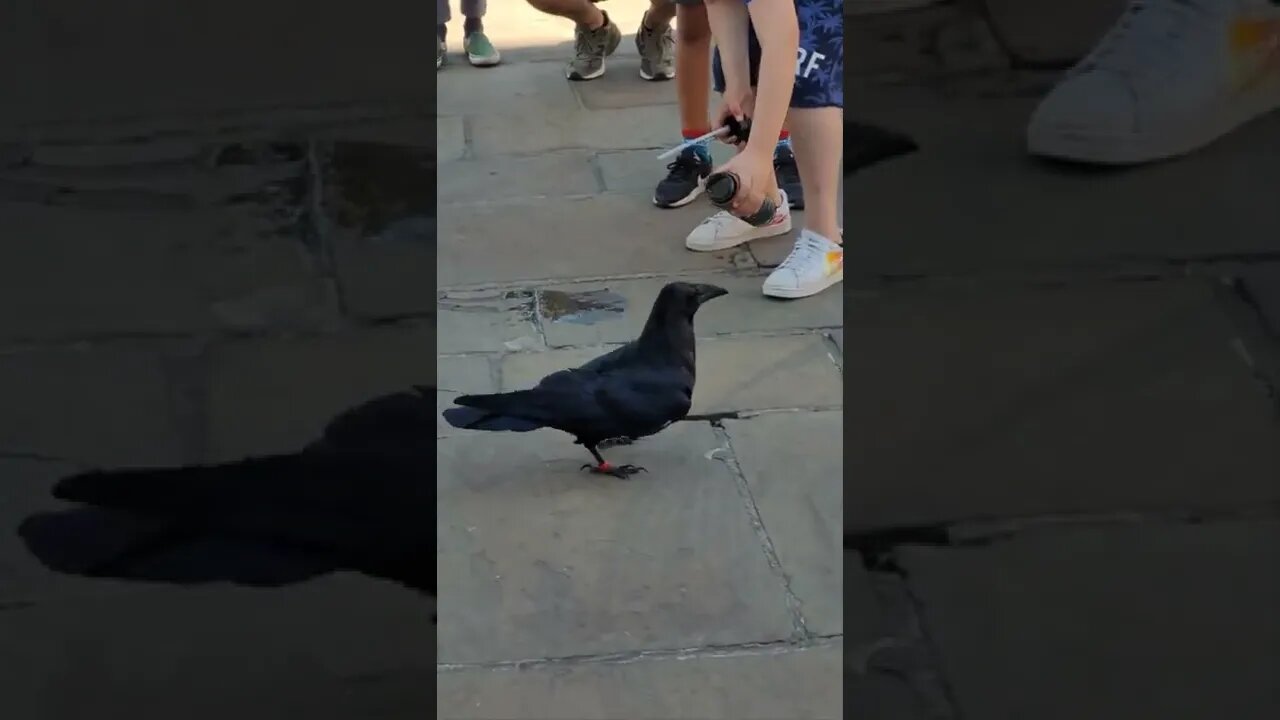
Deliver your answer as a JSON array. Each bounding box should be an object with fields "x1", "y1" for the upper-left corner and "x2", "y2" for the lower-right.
[
  {"x1": 52, "y1": 454, "x2": 306, "y2": 511},
  {"x1": 442, "y1": 401, "x2": 544, "y2": 432}
]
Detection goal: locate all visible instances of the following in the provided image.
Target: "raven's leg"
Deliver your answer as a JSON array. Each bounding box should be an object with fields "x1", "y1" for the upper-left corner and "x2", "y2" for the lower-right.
[{"x1": 580, "y1": 444, "x2": 646, "y2": 479}]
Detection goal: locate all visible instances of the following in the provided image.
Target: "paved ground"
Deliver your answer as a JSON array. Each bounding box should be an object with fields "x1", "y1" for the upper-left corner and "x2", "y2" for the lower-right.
[{"x1": 3, "y1": 0, "x2": 1280, "y2": 718}]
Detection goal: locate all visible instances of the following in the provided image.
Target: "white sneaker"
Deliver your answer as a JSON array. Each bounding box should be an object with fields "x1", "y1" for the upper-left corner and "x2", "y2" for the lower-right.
[
  {"x1": 685, "y1": 190, "x2": 792, "y2": 252},
  {"x1": 762, "y1": 229, "x2": 844, "y2": 299},
  {"x1": 1028, "y1": 0, "x2": 1280, "y2": 164}
]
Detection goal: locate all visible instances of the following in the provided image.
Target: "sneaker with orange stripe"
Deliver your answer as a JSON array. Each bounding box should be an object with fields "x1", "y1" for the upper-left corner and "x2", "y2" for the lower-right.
[
  {"x1": 763, "y1": 229, "x2": 843, "y2": 299},
  {"x1": 1028, "y1": 0, "x2": 1280, "y2": 164}
]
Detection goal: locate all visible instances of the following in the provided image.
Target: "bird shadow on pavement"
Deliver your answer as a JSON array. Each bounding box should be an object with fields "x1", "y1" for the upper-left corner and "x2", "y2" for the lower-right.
[{"x1": 15, "y1": 387, "x2": 440, "y2": 619}]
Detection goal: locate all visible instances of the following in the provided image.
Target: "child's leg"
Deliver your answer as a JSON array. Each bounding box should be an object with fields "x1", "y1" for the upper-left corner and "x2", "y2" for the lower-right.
[
  {"x1": 654, "y1": 1, "x2": 714, "y2": 208},
  {"x1": 461, "y1": 0, "x2": 501, "y2": 65},
  {"x1": 462, "y1": 0, "x2": 486, "y2": 30},
  {"x1": 762, "y1": 0, "x2": 843, "y2": 299},
  {"x1": 787, "y1": 107, "x2": 842, "y2": 243}
]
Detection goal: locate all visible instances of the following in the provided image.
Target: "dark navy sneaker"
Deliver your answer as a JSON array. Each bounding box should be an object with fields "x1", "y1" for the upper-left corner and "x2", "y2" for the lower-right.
[
  {"x1": 774, "y1": 144, "x2": 804, "y2": 209},
  {"x1": 653, "y1": 147, "x2": 711, "y2": 208}
]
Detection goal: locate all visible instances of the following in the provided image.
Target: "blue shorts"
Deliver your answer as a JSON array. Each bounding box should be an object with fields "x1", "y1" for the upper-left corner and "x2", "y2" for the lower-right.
[{"x1": 711, "y1": 0, "x2": 843, "y2": 109}]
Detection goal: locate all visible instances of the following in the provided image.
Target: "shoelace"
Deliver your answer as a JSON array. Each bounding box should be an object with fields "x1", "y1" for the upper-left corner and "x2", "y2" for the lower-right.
[
  {"x1": 575, "y1": 25, "x2": 603, "y2": 59},
  {"x1": 777, "y1": 234, "x2": 828, "y2": 271},
  {"x1": 1078, "y1": 0, "x2": 1213, "y2": 80},
  {"x1": 665, "y1": 153, "x2": 703, "y2": 180}
]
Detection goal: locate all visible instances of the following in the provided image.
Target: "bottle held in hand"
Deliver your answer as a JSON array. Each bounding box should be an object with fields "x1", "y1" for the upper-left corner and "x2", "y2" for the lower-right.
[{"x1": 705, "y1": 171, "x2": 778, "y2": 227}]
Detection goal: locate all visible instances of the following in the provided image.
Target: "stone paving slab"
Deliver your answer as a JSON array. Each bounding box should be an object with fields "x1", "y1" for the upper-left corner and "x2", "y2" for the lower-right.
[
  {"x1": 722, "y1": 412, "x2": 843, "y2": 636},
  {"x1": 439, "y1": 116, "x2": 467, "y2": 162},
  {"x1": 844, "y1": 87, "x2": 1280, "y2": 277},
  {"x1": 204, "y1": 326, "x2": 438, "y2": 461},
  {"x1": 437, "y1": 288, "x2": 540, "y2": 355},
  {"x1": 0, "y1": 196, "x2": 332, "y2": 340},
  {"x1": 0, "y1": 574, "x2": 432, "y2": 720},
  {"x1": 2, "y1": 1, "x2": 435, "y2": 129},
  {"x1": 437, "y1": 641, "x2": 842, "y2": 720},
  {"x1": 500, "y1": 333, "x2": 842, "y2": 414},
  {"x1": 321, "y1": 140, "x2": 435, "y2": 318},
  {"x1": 535, "y1": 272, "x2": 841, "y2": 348},
  {"x1": 0, "y1": 345, "x2": 187, "y2": 467},
  {"x1": 848, "y1": 670, "x2": 925, "y2": 720},
  {"x1": 467, "y1": 104, "x2": 681, "y2": 158},
  {"x1": 436, "y1": 421, "x2": 795, "y2": 664},
  {"x1": 896, "y1": 521, "x2": 1280, "y2": 720},
  {"x1": 1240, "y1": 265, "x2": 1280, "y2": 340},
  {"x1": 438, "y1": 150, "x2": 602, "y2": 205},
  {"x1": 437, "y1": 193, "x2": 737, "y2": 288},
  {"x1": 437, "y1": 60, "x2": 581, "y2": 119},
  {"x1": 845, "y1": 279, "x2": 1280, "y2": 532}
]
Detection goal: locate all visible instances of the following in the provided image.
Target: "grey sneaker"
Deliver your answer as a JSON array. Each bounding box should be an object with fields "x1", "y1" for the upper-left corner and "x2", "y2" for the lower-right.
[
  {"x1": 567, "y1": 13, "x2": 622, "y2": 81},
  {"x1": 636, "y1": 12, "x2": 675, "y2": 81},
  {"x1": 437, "y1": 37, "x2": 446, "y2": 70}
]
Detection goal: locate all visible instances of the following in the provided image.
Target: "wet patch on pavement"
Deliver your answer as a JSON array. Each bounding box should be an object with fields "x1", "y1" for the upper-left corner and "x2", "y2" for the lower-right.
[
  {"x1": 537, "y1": 288, "x2": 627, "y2": 326},
  {"x1": 321, "y1": 141, "x2": 435, "y2": 243}
]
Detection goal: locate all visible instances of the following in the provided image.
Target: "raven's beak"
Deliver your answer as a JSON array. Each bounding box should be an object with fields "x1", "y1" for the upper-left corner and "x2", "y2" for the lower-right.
[{"x1": 694, "y1": 284, "x2": 729, "y2": 304}]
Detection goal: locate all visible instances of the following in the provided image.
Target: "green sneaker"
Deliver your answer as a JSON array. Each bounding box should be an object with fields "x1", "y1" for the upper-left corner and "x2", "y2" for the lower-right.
[
  {"x1": 566, "y1": 13, "x2": 621, "y2": 81},
  {"x1": 464, "y1": 30, "x2": 501, "y2": 67}
]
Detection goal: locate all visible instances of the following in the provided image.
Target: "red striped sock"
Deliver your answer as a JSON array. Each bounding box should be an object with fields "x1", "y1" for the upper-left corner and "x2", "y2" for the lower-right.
[{"x1": 778, "y1": 130, "x2": 790, "y2": 142}]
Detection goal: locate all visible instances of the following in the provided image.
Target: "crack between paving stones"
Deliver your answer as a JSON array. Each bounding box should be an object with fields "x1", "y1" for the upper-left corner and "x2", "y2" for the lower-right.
[
  {"x1": 709, "y1": 420, "x2": 811, "y2": 641},
  {"x1": 303, "y1": 138, "x2": 349, "y2": 317},
  {"x1": 587, "y1": 152, "x2": 608, "y2": 193},
  {"x1": 897, "y1": 570, "x2": 968, "y2": 720},
  {"x1": 436, "y1": 634, "x2": 843, "y2": 673}
]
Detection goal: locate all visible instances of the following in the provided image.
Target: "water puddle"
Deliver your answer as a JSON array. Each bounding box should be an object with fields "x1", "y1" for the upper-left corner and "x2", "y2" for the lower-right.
[
  {"x1": 538, "y1": 288, "x2": 627, "y2": 325},
  {"x1": 323, "y1": 141, "x2": 434, "y2": 243}
]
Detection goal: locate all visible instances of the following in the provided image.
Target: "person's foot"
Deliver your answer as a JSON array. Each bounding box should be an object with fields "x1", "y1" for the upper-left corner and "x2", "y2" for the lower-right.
[
  {"x1": 465, "y1": 30, "x2": 501, "y2": 67},
  {"x1": 636, "y1": 11, "x2": 676, "y2": 81},
  {"x1": 762, "y1": 229, "x2": 843, "y2": 299},
  {"x1": 654, "y1": 146, "x2": 711, "y2": 208},
  {"x1": 685, "y1": 190, "x2": 792, "y2": 252},
  {"x1": 437, "y1": 35, "x2": 446, "y2": 71},
  {"x1": 1027, "y1": 0, "x2": 1280, "y2": 164},
  {"x1": 773, "y1": 143, "x2": 804, "y2": 209},
  {"x1": 567, "y1": 13, "x2": 623, "y2": 81}
]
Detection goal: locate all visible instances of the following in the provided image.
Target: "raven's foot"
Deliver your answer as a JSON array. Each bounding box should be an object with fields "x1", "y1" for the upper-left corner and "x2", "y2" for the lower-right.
[
  {"x1": 580, "y1": 462, "x2": 647, "y2": 479},
  {"x1": 598, "y1": 437, "x2": 635, "y2": 449}
]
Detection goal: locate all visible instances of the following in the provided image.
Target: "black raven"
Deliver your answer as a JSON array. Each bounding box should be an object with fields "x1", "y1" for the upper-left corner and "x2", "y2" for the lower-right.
[{"x1": 442, "y1": 281, "x2": 728, "y2": 478}]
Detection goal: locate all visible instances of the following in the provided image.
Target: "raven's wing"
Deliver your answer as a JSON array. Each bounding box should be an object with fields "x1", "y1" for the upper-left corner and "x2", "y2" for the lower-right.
[
  {"x1": 575, "y1": 342, "x2": 633, "y2": 374},
  {"x1": 458, "y1": 364, "x2": 690, "y2": 439}
]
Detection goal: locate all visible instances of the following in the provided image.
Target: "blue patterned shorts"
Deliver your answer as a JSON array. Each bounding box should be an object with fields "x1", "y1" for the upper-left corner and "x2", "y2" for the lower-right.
[{"x1": 711, "y1": 0, "x2": 844, "y2": 109}]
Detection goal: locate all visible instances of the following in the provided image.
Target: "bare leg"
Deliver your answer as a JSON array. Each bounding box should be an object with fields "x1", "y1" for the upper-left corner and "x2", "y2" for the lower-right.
[
  {"x1": 648, "y1": 0, "x2": 677, "y2": 27},
  {"x1": 786, "y1": 106, "x2": 843, "y2": 244},
  {"x1": 676, "y1": 2, "x2": 712, "y2": 131},
  {"x1": 526, "y1": 0, "x2": 604, "y2": 29}
]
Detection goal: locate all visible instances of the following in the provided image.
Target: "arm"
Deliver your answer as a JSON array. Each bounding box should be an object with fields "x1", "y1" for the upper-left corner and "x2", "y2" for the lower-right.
[{"x1": 741, "y1": 0, "x2": 799, "y2": 162}]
